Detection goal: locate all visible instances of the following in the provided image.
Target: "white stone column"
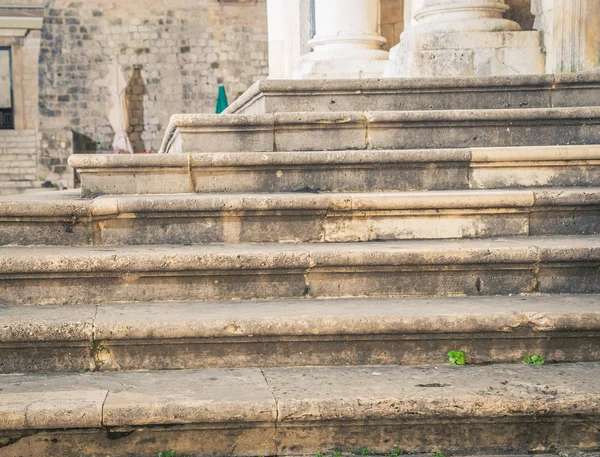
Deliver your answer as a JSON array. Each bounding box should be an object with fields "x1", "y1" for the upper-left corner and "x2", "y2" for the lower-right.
[
  {"x1": 386, "y1": 0, "x2": 546, "y2": 77},
  {"x1": 267, "y1": 0, "x2": 312, "y2": 79},
  {"x1": 411, "y1": 0, "x2": 521, "y2": 33},
  {"x1": 295, "y1": 0, "x2": 390, "y2": 79}
]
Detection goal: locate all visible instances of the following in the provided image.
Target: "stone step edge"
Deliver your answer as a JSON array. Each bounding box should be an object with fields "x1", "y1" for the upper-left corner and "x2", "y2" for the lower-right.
[
  {"x1": 3, "y1": 188, "x2": 600, "y2": 218},
  {"x1": 159, "y1": 108, "x2": 600, "y2": 153},
  {"x1": 1, "y1": 236, "x2": 599, "y2": 274},
  {"x1": 1, "y1": 363, "x2": 599, "y2": 456},
  {"x1": 4, "y1": 295, "x2": 600, "y2": 372},
  {"x1": 69, "y1": 145, "x2": 600, "y2": 171},
  {"x1": 224, "y1": 72, "x2": 600, "y2": 114},
  {"x1": 3, "y1": 294, "x2": 599, "y2": 344}
]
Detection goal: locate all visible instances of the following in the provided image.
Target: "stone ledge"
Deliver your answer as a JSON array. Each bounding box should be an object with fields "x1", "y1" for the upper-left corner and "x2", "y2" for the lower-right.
[
  {"x1": 68, "y1": 145, "x2": 600, "y2": 196},
  {"x1": 1, "y1": 295, "x2": 600, "y2": 372},
  {"x1": 2, "y1": 188, "x2": 600, "y2": 246},
  {"x1": 4, "y1": 236, "x2": 600, "y2": 274},
  {"x1": 159, "y1": 107, "x2": 600, "y2": 154},
  {"x1": 1, "y1": 363, "x2": 599, "y2": 455},
  {"x1": 224, "y1": 72, "x2": 600, "y2": 114},
  {"x1": 1, "y1": 236, "x2": 600, "y2": 305},
  {"x1": 7, "y1": 187, "x2": 600, "y2": 218}
]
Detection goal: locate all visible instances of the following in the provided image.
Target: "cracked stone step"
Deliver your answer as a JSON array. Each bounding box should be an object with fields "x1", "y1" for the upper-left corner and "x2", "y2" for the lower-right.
[
  {"x1": 69, "y1": 145, "x2": 600, "y2": 196},
  {"x1": 1, "y1": 294, "x2": 599, "y2": 373},
  {"x1": 1, "y1": 236, "x2": 600, "y2": 306},
  {"x1": 1, "y1": 363, "x2": 599, "y2": 456},
  {"x1": 223, "y1": 73, "x2": 600, "y2": 114},
  {"x1": 157, "y1": 108, "x2": 600, "y2": 154},
  {"x1": 1, "y1": 188, "x2": 600, "y2": 246}
]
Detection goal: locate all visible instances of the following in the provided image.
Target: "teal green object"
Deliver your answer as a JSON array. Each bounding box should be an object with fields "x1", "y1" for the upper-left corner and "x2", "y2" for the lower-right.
[{"x1": 216, "y1": 85, "x2": 229, "y2": 114}]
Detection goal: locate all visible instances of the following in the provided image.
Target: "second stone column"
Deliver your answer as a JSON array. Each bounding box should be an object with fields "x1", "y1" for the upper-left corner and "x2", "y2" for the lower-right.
[{"x1": 386, "y1": 0, "x2": 546, "y2": 77}]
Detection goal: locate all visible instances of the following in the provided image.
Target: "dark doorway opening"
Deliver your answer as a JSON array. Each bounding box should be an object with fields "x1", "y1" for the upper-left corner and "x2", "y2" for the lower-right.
[{"x1": 0, "y1": 46, "x2": 14, "y2": 130}]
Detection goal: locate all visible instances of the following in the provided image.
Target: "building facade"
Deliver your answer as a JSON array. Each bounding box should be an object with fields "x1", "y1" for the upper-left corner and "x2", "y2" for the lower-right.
[
  {"x1": 268, "y1": 0, "x2": 600, "y2": 79},
  {"x1": 0, "y1": 0, "x2": 268, "y2": 195}
]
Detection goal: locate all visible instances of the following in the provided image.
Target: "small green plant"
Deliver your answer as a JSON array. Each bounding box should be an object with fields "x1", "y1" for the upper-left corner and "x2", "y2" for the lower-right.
[
  {"x1": 447, "y1": 350, "x2": 466, "y2": 366},
  {"x1": 316, "y1": 452, "x2": 324, "y2": 457},
  {"x1": 433, "y1": 451, "x2": 446, "y2": 457},
  {"x1": 390, "y1": 448, "x2": 404, "y2": 456},
  {"x1": 524, "y1": 354, "x2": 545, "y2": 366},
  {"x1": 158, "y1": 451, "x2": 175, "y2": 457},
  {"x1": 354, "y1": 448, "x2": 374, "y2": 456},
  {"x1": 332, "y1": 452, "x2": 343, "y2": 457}
]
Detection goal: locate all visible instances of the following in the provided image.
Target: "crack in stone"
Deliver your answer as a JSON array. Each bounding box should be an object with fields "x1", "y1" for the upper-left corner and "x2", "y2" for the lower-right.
[
  {"x1": 100, "y1": 389, "x2": 110, "y2": 428},
  {"x1": 259, "y1": 368, "x2": 280, "y2": 455}
]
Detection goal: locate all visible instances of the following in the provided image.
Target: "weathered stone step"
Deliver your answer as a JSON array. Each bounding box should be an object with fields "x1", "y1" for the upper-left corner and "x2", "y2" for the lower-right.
[
  {"x1": 1, "y1": 295, "x2": 599, "y2": 373},
  {"x1": 225, "y1": 72, "x2": 600, "y2": 114},
  {"x1": 158, "y1": 108, "x2": 600, "y2": 154},
  {"x1": 2, "y1": 188, "x2": 600, "y2": 246},
  {"x1": 70, "y1": 145, "x2": 600, "y2": 196},
  {"x1": 1, "y1": 363, "x2": 599, "y2": 456},
  {"x1": 1, "y1": 236, "x2": 599, "y2": 306}
]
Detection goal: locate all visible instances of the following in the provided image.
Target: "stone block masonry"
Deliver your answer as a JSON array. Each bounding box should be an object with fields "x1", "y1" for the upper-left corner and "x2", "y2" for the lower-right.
[
  {"x1": 31, "y1": 0, "x2": 268, "y2": 153},
  {"x1": 0, "y1": 130, "x2": 39, "y2": 195}
]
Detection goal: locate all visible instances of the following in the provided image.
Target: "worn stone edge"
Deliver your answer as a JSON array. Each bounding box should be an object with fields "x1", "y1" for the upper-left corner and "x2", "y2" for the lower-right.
[
  {"x1": 1, "y1": 237, "x2": 600, "y2": 273},
  {"x1": 2, "y1": 188, "x2": 600, "y2": 218},
  {"x1": 158, "y1": 106, "x2": 600, "y2": 154},
  {"x1": 224, "y1": 72, "x2": 600, "y2": 114}
]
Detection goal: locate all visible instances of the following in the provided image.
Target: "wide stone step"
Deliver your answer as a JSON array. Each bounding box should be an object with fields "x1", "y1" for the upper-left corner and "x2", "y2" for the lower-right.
[
  {"x1": 2, "y1": 188, "x2": 600, "y2": 246},
  {"x1": 224, "y1": 72, "x2": 600, "y2": 114},
  {"x1": 1, "y1": 236, "x2": 599, "y2": 306},
  {"x1": 158, "y1": 108, "x2": 600, "y2": 154},
  {"x1": 1, "y1": 295, "x2": 599, "y2": 373},
  {"x1": 70, "y1": 145, "x2": 600, "y2": 196},
  {"x1": 1, "y1": 363, "x2": 599, "y2": 456}
]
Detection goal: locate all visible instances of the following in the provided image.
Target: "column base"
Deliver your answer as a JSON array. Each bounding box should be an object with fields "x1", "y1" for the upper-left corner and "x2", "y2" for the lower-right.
[
  {"x1": 295, "y1": 51, "x2": 390, "y2": 79},
  {"x1": 385, "y1": 31, "x2": 545, "y2": 78}
]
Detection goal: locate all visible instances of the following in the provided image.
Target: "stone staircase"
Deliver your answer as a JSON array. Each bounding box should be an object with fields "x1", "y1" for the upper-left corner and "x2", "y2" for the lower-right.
[{"x1": 1, "y1": 74, "x2": 600, "y2": 457}]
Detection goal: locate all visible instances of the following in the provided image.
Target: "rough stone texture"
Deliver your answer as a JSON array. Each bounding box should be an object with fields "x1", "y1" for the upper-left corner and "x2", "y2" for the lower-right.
[
  {"x1": 266, "y1": 363, "x2": 600, "y2": 454},
  {"x1": 2, "y1": 187, "x2": 600, "y2": 246},
  {"x1": 71, "y1": 148, "x2": 471, "y2": 196},
  {"x1": 102, "y1": 369, "x2": 276, "y2": 426},
  {"x1": 0, "y1": 304, "x2": 95, "y2": 373},
  {"x1": 68, "y1": 145, "x2": 600, "y2": 196},
  {"x1": 0, "y1": 130, "x2": 39, "y2": 196},
  {"x1": 38, "y1": 129, "x2": 74, "y2": 188},
  {"x1": 1, "y1": 363, "x2": 600, "y2": 456},
  {"x1": 364, "y1": 108, "x2": 600, "y2": 150},
  {"x1": 160, "y1": 107, "x2": 600, "y2": 154},
  {"x1": 1, "y1": 295, "x2": 600, "y2": 373},
  {"x1": 1, "y1": 236, "x2": 600, "y2": 305},
  {"x1": 387, "y1": 31, "x2": 545, "y2": 78},
  {"x1": 225, "y1": 73, "x2": 600, "y2": 115}
]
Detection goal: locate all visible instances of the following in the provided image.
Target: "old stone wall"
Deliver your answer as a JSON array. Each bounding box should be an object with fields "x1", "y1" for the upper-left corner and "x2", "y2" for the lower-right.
[
  {"x1": 39, "y1": 129, "x2": 74, "y2": 189},
  {"x1": 381, "y1": 0, "x2": 403, "y2": 50},
  {"x1": 20, "y1": 0, "x2": 268, "y2": 154},
  {"x1": 0, "y1": 130, "x2": 39, "y2": 195}
]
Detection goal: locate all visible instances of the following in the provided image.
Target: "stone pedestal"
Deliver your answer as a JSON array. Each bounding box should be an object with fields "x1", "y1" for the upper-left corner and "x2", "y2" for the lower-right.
[
  {"x1": 386, "y1": 0, "x2": 545, "y2": 77},
  {"x1": 295, "y1": 0, "x2": 389, "y2": 79}
]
